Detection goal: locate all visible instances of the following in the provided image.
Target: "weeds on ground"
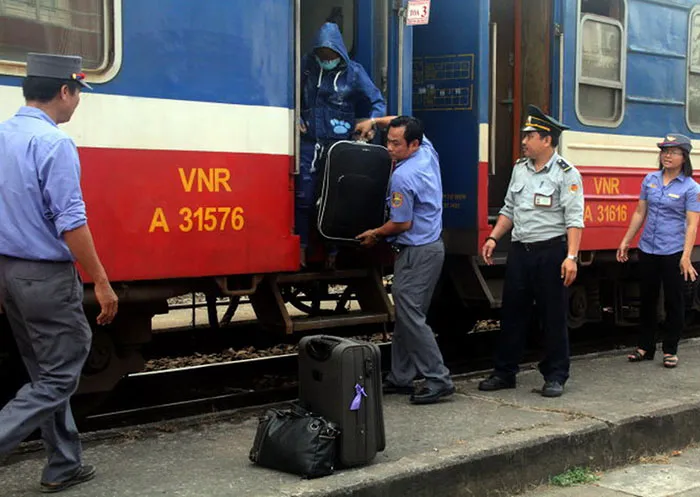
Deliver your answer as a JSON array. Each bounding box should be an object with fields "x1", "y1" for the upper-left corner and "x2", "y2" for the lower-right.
[{"x1": 549, "y1": 467, "x2": 600, "y2": 487}]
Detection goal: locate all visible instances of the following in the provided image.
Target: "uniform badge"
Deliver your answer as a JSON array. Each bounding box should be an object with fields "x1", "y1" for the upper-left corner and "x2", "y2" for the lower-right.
[
  {"x1": 667, "y1": 135, "x2": 676, "y2": 141},
  {"x1": 534, "y1": 193, "x2": 553, "y2": 208},
  {"x1": 391, "y1": 192, "x2": 404, "y2": 208},
  {"x1": 668, "y1": 193, "x2": 680, "y2": 199},
  {"x1": 569, "y1": 184, "x2": 579, "y2": 193},
  {"x1": 649, "y1": 183, "x2": 657, "y2": 189}
]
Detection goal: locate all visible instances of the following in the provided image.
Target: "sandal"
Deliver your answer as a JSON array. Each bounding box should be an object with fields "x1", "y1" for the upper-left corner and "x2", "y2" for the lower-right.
[
  {"x1": 663, "y1": 354, "x2": 678, "y2": 368},
  {"x1": 628, "y1": 349, "x2": 654, "y2": 362}
]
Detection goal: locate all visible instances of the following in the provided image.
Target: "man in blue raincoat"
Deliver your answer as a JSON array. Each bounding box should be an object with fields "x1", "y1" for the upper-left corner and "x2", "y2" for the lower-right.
[{"x1": 297, "y1": 22, "x2": 386, "y2": 267}]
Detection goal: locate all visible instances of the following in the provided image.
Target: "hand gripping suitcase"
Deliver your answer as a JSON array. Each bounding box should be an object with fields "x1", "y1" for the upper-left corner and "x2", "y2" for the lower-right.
[
  {"x1": 316, "y1": 140, "x2": 392, "y2": 244},
  {"x1": 298, "y1": 335, "x2": 386, "y2": 467}
]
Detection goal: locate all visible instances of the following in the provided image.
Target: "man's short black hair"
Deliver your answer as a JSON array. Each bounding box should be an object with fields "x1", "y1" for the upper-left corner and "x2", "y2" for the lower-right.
[
  {"x1": 536, "y1": 130, "x2": 559, "y2": 148},
  {"x1": 22, "y1": 76, "x2": 80, "y2": 103},
  {"x1": 388, "y1": 116, "x2": 424, "y2": 146}
]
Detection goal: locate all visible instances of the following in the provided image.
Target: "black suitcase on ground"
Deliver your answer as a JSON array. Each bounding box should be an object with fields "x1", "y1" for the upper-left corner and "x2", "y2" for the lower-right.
[
  {"x1": 316, "y1": 140, "x2": 392, "y2": 244},
  {"x1": 298, "y1": 335, "x2": 385, "y2": 467}
]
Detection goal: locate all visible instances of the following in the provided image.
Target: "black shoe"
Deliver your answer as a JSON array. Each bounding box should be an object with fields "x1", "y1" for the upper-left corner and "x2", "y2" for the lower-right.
[
  {"x1": 383, "y1": 380, "x2": 414, "y2": 395},
  {"x1": 478, "y1": 375, "x2": 516, "y2": 391},
  {"x1": 541, "y1": 381, "x2": 564, "y2": 398},
  {"x1": 410, "y1": 385, "x2": 455, "y2": 405},
  {"x1": 41, "y1": 465, "x2": 96, "y2": 493}
]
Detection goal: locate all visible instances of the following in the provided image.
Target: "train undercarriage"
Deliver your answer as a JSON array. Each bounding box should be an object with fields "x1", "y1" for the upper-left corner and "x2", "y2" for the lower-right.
[{"x1": 3, "y1": 245, "x2": 699, "y2": 402}]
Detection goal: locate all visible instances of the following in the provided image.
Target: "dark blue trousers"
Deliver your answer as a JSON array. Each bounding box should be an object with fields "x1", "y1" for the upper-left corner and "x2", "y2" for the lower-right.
[{"x1": 494, "y1": 239, "x2": 570, "y2": 384}]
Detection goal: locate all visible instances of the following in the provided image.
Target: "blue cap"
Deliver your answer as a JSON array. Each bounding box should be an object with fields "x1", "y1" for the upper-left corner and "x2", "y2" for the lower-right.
[{"x1": 657, "y1": 133, "x2": 692, "y2": 153}]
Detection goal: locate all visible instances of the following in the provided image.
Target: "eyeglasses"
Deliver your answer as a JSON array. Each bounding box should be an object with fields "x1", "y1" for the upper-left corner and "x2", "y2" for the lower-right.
[{"x1": 660, "y1": 149, "x2": 684, "y2": 156}]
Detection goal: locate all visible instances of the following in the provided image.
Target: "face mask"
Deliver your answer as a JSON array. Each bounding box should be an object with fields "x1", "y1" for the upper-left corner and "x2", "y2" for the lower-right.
[{"x1": 316, "y1": 56, "x2": 341, "y2": 71}]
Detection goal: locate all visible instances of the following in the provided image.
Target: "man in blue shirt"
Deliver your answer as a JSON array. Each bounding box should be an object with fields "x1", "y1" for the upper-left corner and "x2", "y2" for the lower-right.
[
  {"x1": 357, "y1": 116, "x2": 454, "y2": 405},
  {"x1": 0, "y1": 53, "x2": 117, "y2": 493}
]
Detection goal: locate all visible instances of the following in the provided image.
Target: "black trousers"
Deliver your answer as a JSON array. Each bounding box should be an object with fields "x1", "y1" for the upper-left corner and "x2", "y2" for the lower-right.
[
  {"x1": 638, "y1": 250, "x2": 685, "y2": 355},
  {"x1": 494, "y1": 238, "x2": 570, "y2": 383}
]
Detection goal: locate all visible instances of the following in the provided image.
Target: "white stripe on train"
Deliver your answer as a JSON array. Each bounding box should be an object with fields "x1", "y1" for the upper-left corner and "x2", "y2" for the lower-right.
[
  {"x1": 0, "y1": 85, "x2": 294, "y2": 156},
  {"x1": 478, "y1": 123, "x2": 700, "y2": 168}
]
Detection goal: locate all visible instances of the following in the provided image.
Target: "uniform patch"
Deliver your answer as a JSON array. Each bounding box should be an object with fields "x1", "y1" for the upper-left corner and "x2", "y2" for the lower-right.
[
  {"x1": 667, "y1": 135, "x2": 676, "y2": 142},
  {"x1": 391, "y1": 192, "x2": 404, "y2": 208},
  {"x1": 649, "y1": 183, "x2": 657, "y2": 189},
  {"x1": 569, "y1": 184, "x2": 579, "y2": 193},
  {"x1": 668, "y1": 193, "x2": 680, "y2": 199}
]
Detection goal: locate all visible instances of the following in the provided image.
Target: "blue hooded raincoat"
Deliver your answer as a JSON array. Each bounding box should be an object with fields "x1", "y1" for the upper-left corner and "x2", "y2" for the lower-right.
[
  {"x1": 296, "y1": 23, "x2": 386, "y2": 249},
  {"x1": 300, "y1": 22, "x2": 386, "y2": 142}
]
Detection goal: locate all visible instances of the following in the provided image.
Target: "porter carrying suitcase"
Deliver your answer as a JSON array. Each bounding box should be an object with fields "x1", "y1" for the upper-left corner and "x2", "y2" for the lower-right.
[
  {"x1": 298, "y1": 335, "x2": 385, "y2": 467},
  {"x1": 316, "y1": 140, "x2": 392, "y2": 244}
]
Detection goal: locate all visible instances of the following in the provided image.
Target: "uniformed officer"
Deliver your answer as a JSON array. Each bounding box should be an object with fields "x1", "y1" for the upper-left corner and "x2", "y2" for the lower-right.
[
  {"x1": 357, "y1": 115, "x2": 454, "y2": 405},
  {"x1": 617, "y1": 133, "x2": 700, "y2": 368},
  {"x1": 0, "y1": 53, "x2": 118, "y2": 492},
  {"x1": 479, "y1": 105, "x2": 584, "y2": 398}
]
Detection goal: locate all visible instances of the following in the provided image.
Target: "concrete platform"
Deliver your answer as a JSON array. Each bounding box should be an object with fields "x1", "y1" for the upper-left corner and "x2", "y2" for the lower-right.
[{"x1": 3, "y1": 340, "x2": 700, "y2": 496}]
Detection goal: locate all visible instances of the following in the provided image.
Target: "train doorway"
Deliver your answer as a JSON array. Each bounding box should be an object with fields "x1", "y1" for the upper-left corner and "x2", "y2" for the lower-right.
[{"x1": 488, "y1": 0, "x2": 556, "y2": 219}]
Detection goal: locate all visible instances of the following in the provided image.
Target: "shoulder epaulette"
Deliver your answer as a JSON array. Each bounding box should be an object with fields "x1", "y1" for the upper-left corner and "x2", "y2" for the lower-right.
[
  {"x1": 557, "y1": 158, "x2": 572, "y2": 172},
  {"x1": 515, "y1": 157, "x2": 528, "y2": 166}
]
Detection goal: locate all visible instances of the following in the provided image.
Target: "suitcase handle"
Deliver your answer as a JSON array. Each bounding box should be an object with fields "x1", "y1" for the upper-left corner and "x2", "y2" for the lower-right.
[{"x1": 305, "y1": 336, "x2": 341, "y2": 362}]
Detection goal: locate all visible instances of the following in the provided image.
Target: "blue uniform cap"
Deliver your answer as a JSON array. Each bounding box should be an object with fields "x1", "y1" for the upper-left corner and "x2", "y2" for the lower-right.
[
  {"x1": 521, "y1": 104, "x2": 569, "y2": 137},
  {"x1": 26, "y1": 52, "x2": 92, "y2": 90},
  {"x1": 657, "y1": 133, "x2": 692, "y2": 153}
]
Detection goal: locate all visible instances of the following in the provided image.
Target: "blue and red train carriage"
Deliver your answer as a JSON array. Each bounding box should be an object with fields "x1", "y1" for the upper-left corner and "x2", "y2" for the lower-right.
[{"x1": 0, "y1": 0, "x2": 699, "y2": 393}]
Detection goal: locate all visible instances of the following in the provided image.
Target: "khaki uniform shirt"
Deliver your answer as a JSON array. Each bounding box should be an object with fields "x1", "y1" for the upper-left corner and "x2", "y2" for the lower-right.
[{"x1": 499, "y1": 152, "x2": 585, "y2": 243}]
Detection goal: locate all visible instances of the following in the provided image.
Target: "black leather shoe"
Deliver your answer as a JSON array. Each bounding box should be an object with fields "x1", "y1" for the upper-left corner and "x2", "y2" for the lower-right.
[
  {"x1": 409, "y1": 385, "x2": 455, "y2": 405},
  {"x1": 478, "y1": 375, "x2": 516, "y2": 391},
  {"x1": 541, "y1": 380, "x2": 564, "y2": 398},
  {"x1": 383, "y1": 380, "x2": 414, "y2": 395},
  {"x1": 41, "y1": 465, "x2": 96, "y2": 493}
]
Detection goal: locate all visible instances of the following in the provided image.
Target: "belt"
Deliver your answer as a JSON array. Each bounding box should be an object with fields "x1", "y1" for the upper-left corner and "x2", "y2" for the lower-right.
[{"x1": 512, "y1": 235, "x2": 566, "y2": 252}]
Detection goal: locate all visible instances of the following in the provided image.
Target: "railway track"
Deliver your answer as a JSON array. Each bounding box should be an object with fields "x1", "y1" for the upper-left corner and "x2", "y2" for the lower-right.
[{"x1": 71, "y1": 318, "x2": 700, "y2": 433}]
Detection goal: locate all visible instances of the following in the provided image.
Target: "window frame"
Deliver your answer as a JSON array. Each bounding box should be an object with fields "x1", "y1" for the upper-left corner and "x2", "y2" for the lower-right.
[
  {"x1": 575, "y1": 7, "x2": 627, "y2": 128},
  {"x1": 686, "y1": 5, "x2": 700, "y2": 133},
  {"x1": 0, "y1": 0, "x2": 122, "y2": 85}
]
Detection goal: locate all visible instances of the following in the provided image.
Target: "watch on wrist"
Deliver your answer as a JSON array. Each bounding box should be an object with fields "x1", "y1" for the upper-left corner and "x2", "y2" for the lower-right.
[
  {"x1": 567, "y1": 254, "x2": 578, "y2": 262},
  {"x1": 486, "y1": 236, "x2": 498, "y2": 245}
]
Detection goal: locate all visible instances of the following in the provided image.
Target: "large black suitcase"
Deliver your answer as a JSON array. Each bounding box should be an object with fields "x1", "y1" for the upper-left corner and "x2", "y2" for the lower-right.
[
  {"x1": 298, "y1": 335, "x2": 385, "y2": 467},
  {"x1": 316, "y1": 140, "x2": 392, "y2": 244}
]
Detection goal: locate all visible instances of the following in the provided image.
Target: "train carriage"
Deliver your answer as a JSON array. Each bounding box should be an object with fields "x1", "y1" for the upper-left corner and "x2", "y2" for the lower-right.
[
  {"x1": 1, "y1": 0, "x2": 700, "y2": 397},
  {"x1": 412, "y1": 0, "x2": 700, "y2": 330}
]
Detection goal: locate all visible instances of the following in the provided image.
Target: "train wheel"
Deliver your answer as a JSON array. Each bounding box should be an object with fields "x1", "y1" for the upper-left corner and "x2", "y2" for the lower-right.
[
  {"x1": 568, "y1": 285, "x2": 588, "y2": 329},
  {"x1": 83, "y1": 328, "x2": 115, "y2": 375}
]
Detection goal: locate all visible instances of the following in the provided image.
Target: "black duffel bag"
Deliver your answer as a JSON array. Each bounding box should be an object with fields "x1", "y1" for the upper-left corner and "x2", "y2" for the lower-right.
[{"x1": 249, "y1": 404, "x2": 340, "y2": 478}]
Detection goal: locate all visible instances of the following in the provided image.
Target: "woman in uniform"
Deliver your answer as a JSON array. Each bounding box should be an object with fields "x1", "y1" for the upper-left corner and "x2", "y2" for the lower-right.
[{"x1": 617, "y1": 134, "x2": 700, "y2": 368}]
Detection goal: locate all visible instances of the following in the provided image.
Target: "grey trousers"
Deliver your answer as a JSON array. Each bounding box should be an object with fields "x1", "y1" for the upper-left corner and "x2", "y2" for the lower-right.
[
  {"x1": 387, "y1": 239, "x2": 452, "y2": 389},
  {"x1": 0, "y1": 256, "x2": 91, "y2": 483}
]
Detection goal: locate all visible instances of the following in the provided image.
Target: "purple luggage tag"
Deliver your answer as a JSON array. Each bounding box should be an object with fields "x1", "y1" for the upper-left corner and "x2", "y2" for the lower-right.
[{"x1": 349, "y1": 383, "x2": 367, "y2": 411}]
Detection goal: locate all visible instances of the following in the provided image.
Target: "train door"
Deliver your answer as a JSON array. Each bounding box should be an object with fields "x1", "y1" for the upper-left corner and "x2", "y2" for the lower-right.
[
  {"x1": 408, "y1": 1, "x2": 486, "y2": 254},
  {"x1": 488, "y1": 0, "x2": 559, "y2": 225}
]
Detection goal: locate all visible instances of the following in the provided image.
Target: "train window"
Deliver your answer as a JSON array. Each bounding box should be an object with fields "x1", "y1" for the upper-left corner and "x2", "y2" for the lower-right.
[
  {"x1": 687, "y1": 6, "x2": 700, "y2": 131},
  {"x1": 576, "y1": 1, "x2": 626, "y2": 127},
  {"x1": 0, "y1": 0, "x2": 118, "y2": 79}
]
